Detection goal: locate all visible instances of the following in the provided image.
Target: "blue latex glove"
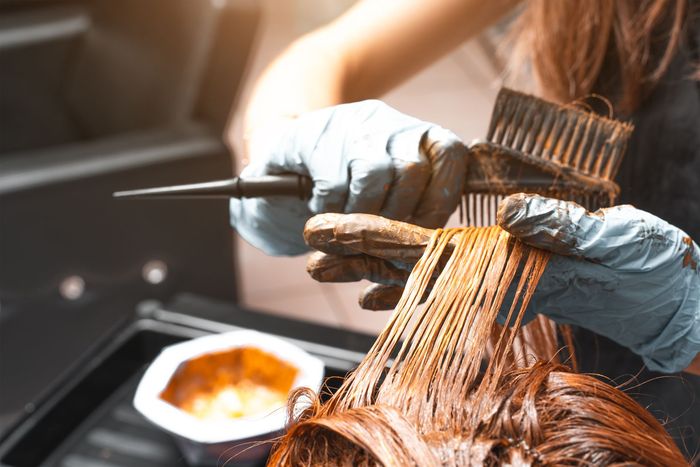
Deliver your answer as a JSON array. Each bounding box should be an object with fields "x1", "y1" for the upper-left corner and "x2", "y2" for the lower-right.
[
  {"x1": 498, "y1": 193, "x2": 700, "y2": 374},
  {"x1": 230, "y1": 100, "x2": 468, "y2": 255}
]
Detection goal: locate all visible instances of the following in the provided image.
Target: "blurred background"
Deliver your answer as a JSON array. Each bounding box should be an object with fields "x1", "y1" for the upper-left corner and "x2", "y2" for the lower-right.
[{"x1": 0, "y1": 0, "x2": 501, "y2": 437}]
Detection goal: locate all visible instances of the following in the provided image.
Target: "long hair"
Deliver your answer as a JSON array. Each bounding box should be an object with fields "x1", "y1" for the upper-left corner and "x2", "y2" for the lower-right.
[
  {"x1": 267, "y1": 226, "x2": 688, "y2": 466},
  {"x1": 512, "y1": 0, "x2": 693, "y2": 113}
]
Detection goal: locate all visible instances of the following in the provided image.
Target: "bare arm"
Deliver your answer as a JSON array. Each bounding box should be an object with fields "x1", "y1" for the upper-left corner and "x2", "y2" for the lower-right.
[
  {"x1": 237, "y1": 0, "x2": 520, "y2": 151},
  {"x1": 686, "y1": 353, "x2": 700, "y2": 376}
]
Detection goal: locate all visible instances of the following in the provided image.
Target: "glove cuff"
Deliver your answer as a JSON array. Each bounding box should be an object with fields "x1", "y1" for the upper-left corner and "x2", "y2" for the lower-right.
[{"x1": 641, "y1": 292, "x2": 700, "y2": 373}]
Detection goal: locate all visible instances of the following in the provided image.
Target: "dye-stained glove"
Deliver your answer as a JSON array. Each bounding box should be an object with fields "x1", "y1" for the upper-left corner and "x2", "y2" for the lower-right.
[
  {"x1": 305, "y1": 213, "x2": 439, "y2": 310},
  {"x1": 304, "y1": 196, "x2": 700, "y2": 374},
  {"x1": 230, "y1": 100, "x2": 468, "y2": 255},
  {"x1": 497, "y1": 193, "x2": 700, "y2": 374}
]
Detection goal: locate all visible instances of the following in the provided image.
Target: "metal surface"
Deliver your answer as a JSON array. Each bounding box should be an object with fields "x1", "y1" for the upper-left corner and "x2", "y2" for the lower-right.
[
  {"x1": 0, "y1": 298, "x2": 368, "y2": 467},
  {"x1": 0, "y1": 5, "x2": 89, "y2": 50},
  {"x1": 0, "y1": 0, "x2": 261, "y2": 431}
]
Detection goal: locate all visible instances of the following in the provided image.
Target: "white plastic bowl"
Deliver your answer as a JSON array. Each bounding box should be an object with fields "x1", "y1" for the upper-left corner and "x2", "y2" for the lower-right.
[{"x1": 133, "y1": 330, "x2": 324, "y2": 465}]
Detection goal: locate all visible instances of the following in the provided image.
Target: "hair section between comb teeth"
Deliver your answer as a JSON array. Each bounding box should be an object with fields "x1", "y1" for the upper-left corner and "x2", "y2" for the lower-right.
[{"x1": 463, "y1": 87, "x2": 634, "y2": 226}]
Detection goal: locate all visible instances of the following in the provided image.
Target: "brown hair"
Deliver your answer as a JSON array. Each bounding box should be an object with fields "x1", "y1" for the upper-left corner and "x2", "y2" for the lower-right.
[
  {"x1": 268, "y1": 227, "x2": 688, "y2": 466},
  {"x1": 513, "y1": 0, "x2": 692, "y2": 113}
]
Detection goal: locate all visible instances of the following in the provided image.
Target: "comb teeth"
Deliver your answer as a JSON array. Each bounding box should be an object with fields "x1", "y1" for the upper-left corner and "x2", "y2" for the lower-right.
[
  {"x1": 487, "y1": 88, "x2": 633, "y2": 180},
  {"x1": 467, "y1": 88, "x2": 634, "y2": 227}
]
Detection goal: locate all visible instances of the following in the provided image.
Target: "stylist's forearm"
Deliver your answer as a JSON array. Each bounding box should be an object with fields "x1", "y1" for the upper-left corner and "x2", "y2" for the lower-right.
[
  {"x1": 239, "y1": 0, "x2": 520, "y2": 156},
  {"x1": 242, "y1": 31, "x2": 348, "y2": 142}
]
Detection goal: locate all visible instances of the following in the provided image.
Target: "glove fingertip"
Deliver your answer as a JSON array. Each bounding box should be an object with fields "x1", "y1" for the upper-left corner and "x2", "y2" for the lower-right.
[
  {"x1": 411, "y1": 132, "x2": 467, "y2": 228},
  {"x1": 496, "y1": 193, "x2": 528, "y2": 231},
  {"x1": 303, "y1": 213, "x2": 342, "y2": 247},
  {"x1": 496, "y1": 194, "x2": 584, "y2": 256},
  {"x1": 359, "y1": 284, "x2": 404, "y2": 311}
]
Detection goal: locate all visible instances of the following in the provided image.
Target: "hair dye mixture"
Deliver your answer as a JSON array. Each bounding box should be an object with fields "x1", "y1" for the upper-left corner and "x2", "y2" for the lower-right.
[{"x1": 161, "y1": 347, "x2": 298, "y2": 422}]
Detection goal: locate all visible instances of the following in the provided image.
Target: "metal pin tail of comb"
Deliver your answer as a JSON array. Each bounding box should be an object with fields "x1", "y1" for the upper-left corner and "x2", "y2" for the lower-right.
[
  {"x1": 113, "y1": 175, "x2": 314, "y2": 200},
  {"x1": 113, "y1": 87, "x2": 634, "y2": 226}
]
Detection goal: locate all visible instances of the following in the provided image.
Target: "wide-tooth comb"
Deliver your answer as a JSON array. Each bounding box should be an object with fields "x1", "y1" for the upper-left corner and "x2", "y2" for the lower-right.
[{"x1": 464, "y1": 88, "x2": 634, "y2": 227}]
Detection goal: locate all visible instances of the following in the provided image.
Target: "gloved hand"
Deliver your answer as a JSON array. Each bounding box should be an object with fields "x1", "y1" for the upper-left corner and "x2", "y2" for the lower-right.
[
  {"x1": 497, "y1": 194, "x2": 699, "y2": 374},
  {"x1": 305, "y1": 213, "x2": 441, "y2": 310},
  {"x1": 304, "y1": 195, "x2": 700, "y2": 374},
  {"x1": 230, "y1": 100, "x2": 468, "y2": 255}
]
